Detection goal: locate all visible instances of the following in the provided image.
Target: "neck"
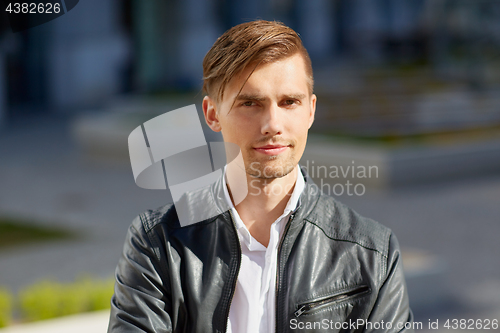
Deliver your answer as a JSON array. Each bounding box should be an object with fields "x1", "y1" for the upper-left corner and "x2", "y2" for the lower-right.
[
  {"x1": 226, "y1": 165, "x2": 298, "y2": 246},
  {"x1": 243, "y1": 167, "x2": 297, "y2": 211}
]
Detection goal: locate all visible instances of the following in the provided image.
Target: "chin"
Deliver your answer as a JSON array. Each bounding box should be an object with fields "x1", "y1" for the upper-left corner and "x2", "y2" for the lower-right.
[{"x1": 245, "y1": 157, "x2": 296, "y2": 179}]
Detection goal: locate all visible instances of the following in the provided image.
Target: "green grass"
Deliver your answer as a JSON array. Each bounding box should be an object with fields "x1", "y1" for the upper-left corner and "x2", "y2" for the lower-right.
[
  {"x1": 0, "y1": 218, "x2": 75, "y2": 250},
  {"x1": 19, "y1": 277, "x2": 115, "y2": 322},
  {"x1": 0, "y1": 276, "x2": 115, "y2": 326},
  {"x1": 0, "y1": 288, "x2": 13, "y2": 328}
]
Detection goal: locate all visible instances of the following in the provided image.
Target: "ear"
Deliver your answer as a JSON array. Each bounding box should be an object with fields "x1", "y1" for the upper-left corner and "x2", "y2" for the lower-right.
[
  {"x1": 203, "y1": 96, "x2": 222, "y2": 132},
  {"x1": 308, "y1": 94, "x2": 316, "y2": 129}
]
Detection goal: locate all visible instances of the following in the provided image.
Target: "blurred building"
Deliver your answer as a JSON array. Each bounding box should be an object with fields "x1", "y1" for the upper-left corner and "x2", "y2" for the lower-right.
[
  {"x1": 1, "y1": 0, "x2": 500, "y2": 134},
  {"x1": 0, "y1": 0, "x2": 131, "y2": 120},
  {"x1": 129, "y1": 0, "x2": 427, "y2": 90}
]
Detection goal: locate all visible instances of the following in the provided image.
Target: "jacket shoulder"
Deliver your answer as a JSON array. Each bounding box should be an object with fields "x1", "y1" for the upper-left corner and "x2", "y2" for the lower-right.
[
  {"x1": 132, "y1": 202, "x2": 178, "y2": 233},
  {"x1": 305, "y1": 193, "x2": 392, "y2": 257}
]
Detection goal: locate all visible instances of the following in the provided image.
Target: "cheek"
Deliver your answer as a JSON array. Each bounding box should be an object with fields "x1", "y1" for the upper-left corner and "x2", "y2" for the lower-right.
[
  {"x1": 290, "y1": 119, "x2": 309, "y2": 136},
  {"x1": 220, "y1": 120, "x2": 250, "y2": 144},
  {"x1": 292, "y1": 128, "x2": 309, "y2": 150},
  {"x1": 228, "y1": 117, "x2": 254, "y2": 134}
]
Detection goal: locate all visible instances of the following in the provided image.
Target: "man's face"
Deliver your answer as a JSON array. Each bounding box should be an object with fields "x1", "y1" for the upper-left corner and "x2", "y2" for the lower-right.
[{"x1": 203, "y1": 53, "x2": 316, "y2": 179}]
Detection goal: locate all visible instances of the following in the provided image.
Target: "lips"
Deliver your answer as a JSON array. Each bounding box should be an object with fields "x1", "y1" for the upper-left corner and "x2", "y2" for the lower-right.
[{"x1": 254, "y1": 144, "x2": 290, "y2": 156}]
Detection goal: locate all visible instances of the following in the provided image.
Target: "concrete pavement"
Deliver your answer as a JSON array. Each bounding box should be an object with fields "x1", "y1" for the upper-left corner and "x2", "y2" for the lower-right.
[{"x1": 0, "y1": 310, "x2": 109, "y2": 333}]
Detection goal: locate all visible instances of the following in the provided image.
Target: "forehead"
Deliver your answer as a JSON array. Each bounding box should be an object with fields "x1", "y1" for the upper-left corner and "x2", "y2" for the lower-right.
[{"x1": 222, "y1": 54, "x2": 310, "y2": 101}]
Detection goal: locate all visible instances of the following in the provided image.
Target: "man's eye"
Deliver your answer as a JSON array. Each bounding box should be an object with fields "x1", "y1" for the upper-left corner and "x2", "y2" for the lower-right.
[
  {"x1": 242, "y1": 101, "x2": 255, "y2": 107},
  {"x1": 284, "y1": 100, "x2": 297, "y2": 105}
]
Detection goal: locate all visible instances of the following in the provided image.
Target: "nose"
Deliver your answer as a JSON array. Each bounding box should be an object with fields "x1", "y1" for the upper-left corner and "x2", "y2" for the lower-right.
[{"x1": 261, "y1": 104, "x2": 283, "y2": 136}]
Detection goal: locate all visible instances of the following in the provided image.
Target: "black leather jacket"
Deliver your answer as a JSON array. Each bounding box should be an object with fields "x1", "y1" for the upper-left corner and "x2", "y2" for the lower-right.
[{"x1": 108, "y1": 168, "x2": 413, "y2": 332}]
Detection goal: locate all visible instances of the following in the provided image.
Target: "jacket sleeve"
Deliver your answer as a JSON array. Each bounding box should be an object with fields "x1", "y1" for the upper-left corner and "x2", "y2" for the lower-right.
[
  {"x1": 108, "y1": 215, "x2": 172, "y2": 333},
  {"x1": 365, "y1": 232, "x2": 414, "y2": 333}
]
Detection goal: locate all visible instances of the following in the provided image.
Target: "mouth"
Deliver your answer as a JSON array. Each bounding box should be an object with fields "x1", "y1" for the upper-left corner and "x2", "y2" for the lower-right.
[{"x1": 253, "y1": 144, "x2": 290, "y2": 156}]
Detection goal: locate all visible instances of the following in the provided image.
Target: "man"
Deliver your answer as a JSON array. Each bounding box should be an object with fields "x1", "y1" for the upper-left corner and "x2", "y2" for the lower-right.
[{"x1": 109, "y1": 20, "x2": 413, "y2": 332}]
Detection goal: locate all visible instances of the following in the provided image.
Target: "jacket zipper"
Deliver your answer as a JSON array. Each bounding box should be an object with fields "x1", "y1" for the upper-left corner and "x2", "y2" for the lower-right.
[
  {"x1": 222, "y1": 209, "x2": 242, "y2": 333},
  {"x1": 275, "y1": 212, "x2": 295, "y2": 333},
  {"x1": 293, "y1": 285, "x2": 370, "y2": 318}
]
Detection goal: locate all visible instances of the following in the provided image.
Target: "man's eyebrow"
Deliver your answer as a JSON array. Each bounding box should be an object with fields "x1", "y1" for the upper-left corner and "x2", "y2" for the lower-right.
[
  {"x1": 282, "y1": 93, "x2": 307, "y2": 100},
  {"x1": 235, "y1": 94, "x2": 267, "y2": 101},
  {"x1": 235, "y1": 93, "x2": 307, "y2": 101}
]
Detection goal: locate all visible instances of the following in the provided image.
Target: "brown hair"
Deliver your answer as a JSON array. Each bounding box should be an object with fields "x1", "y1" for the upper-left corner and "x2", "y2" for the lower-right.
[{"x1": 202, "y1": 20, "x2": 314, "y2": 103}]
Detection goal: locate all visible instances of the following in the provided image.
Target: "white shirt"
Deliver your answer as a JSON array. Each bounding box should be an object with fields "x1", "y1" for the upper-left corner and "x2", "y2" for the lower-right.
[{"x1": 223, "y1": 165, "x2": 305, "y2": 333}]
